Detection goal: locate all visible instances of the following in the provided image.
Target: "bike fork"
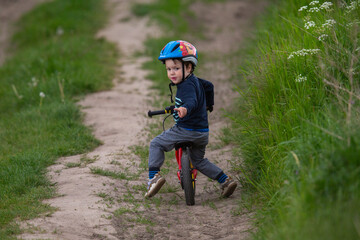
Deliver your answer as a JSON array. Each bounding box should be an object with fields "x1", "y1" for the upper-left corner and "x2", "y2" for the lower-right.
[{"x1": 175, "y1": 147, "x2": 198, "y2": 185}]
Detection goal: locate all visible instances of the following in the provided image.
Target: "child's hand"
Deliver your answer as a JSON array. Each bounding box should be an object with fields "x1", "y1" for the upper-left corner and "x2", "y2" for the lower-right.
[{"x1": 174, "y1": 107, "x2": 187, "y2": 118}]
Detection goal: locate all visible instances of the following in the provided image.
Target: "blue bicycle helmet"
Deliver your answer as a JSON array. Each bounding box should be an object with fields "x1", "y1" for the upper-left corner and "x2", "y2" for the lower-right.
[{"x1": 158, "y1": 40, "x2": 198, "y2": 66}]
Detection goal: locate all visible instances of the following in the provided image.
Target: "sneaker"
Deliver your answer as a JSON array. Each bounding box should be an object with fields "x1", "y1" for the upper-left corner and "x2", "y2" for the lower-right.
[
  {"x1": 145, "y1": 173, "x2": 166, "y2": 198},
  {"x1": 220, "y1": 177, "x2": 237, "y2": 198}
]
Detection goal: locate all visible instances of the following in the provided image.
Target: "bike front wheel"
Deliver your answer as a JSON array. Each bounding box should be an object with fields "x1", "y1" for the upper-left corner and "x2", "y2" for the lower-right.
[{"x1": 181, "y1": 148, "x2": 195, "y2": 206}]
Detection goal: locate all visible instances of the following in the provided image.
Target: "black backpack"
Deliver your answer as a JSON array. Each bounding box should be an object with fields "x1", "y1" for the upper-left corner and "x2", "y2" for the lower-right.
[
  {"x1": 198, "y1": 77, "x2": 214, "y2": 112},
  {"x1": 168, "y1": 77, "x2": 215, "y2": 112}
]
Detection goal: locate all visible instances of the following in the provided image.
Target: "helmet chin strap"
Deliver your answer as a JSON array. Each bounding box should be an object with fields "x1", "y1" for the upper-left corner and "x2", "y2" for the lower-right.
[
  {"x1": 182, "y1": 61, "x2": 185, "y2": 82},
  {"x1": 168, "y1": 82, "x2": 175, "y2": 103}
]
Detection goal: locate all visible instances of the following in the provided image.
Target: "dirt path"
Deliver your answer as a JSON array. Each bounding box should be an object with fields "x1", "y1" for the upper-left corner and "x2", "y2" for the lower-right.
[{"x1": 16, "y1": 0, "x2": 267, "y2": 239}]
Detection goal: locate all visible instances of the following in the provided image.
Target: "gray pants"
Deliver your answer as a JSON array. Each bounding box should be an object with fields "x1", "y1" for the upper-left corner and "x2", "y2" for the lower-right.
[{"x1": 148, "y1": 125, "x2": 223, "y2": 180}]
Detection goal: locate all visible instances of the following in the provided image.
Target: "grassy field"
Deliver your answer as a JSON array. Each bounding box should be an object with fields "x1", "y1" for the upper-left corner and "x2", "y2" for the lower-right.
[
  {"x1": 0, "y1": 0, "x2": 116, "y2": 238},
  {"x1": 226, "y1": 1, "x2": 360, "y2": 239}
]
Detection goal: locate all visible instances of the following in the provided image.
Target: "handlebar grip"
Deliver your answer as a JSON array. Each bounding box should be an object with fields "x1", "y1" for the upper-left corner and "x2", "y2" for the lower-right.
[
  {"x1": 148, "y1": 105, "x2": 175, "y2": 118},
  {"x1": 148, "y1": 110, "x2": 166, "y2": 117}
]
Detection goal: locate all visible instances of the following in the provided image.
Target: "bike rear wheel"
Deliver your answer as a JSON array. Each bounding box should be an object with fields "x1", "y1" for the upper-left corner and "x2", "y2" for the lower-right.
[{"x1": 181, "y1": 148, "x2": 195, "y2": 206}]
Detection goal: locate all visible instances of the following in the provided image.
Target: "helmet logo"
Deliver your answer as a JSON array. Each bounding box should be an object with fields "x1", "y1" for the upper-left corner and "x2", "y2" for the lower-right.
[{"x1": 180, "y1": 41, "x2": 196, "y2": 57}]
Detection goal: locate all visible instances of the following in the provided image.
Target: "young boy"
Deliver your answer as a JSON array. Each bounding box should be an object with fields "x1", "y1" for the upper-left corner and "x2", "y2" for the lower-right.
[{"x1": 145, "y1": 40, "x2": 237, "y2": 198}]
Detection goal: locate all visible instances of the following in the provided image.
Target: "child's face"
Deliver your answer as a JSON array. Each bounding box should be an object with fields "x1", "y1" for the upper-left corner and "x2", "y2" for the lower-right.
[{"x1": 165, "y1": 59, "x2": 191, "y2": 85}]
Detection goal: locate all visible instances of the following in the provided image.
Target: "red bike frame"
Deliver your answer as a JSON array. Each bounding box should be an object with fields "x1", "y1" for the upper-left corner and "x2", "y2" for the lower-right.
[{"x1": 175, "y1": 148, "x2": 198, "y2": 183}]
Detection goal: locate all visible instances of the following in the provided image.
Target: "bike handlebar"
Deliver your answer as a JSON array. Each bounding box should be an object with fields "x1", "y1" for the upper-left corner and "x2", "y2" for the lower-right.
[{"x1": 148, "y1": 105, "x2": 175, "y2": 118}]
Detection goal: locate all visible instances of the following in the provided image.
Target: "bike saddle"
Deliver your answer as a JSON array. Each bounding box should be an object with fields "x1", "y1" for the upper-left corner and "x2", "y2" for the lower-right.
[{"x1": 174, "y1": 141, "x2": 194, "y2": 150}]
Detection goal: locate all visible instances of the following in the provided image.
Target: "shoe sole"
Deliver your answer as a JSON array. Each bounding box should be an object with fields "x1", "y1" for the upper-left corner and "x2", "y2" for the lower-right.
[
  {"x1": 145, "y1": 178, "x2": 166, "y2": 198},
  {"x1": 222, "y1": 181, "x2": 237, "y2": 198}
]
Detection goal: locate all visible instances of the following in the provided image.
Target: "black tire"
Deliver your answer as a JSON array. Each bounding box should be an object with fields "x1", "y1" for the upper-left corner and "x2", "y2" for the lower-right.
[{"x1": 181, "y1": 148, "x2": 195, "y2": 206}]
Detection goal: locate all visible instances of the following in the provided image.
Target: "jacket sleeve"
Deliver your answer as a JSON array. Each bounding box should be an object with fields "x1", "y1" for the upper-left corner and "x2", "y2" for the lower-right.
[{"x1": 179, "y1": 81, "x2": 198, "y2": 115}]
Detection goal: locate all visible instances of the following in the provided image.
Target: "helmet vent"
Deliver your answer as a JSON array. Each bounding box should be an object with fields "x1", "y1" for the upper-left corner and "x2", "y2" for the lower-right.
[{"x1": 171, "y1": 43, "x2": 180, "y2": 52}]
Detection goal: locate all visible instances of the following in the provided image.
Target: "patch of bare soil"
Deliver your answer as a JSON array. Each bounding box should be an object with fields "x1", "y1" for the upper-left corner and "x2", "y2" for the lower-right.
[{"x1": 17, "y1": 0, "x2": 267, "y2": 239}]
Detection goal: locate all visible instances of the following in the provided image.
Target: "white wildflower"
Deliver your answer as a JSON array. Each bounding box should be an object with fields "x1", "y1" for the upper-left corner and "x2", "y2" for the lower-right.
[
  {"x1": 288, "y1": 49, "x2": 321, "y2": 59},
  {"x1": 346, "y1": 22, "x2": 354, "y2": 28},
  {"x1": 322, "y1": 19, "x2": 336, "y2": 29},
  {"x1": 39, "y1": 92, "x2": 46, "y2": 108},
  {"x1": 305, "y1": 21, "x2": 316, "y2": 29},
  {"x1": 320, "y1": 2, "x2": 333, "y2": 11},
  {"x1": 309, "y1": 1, "x2": 319, "y2": 6},
  {"x1": 308, "y1": 7, "x2": 320, "y2": 12},
  {"x1": 318, "y1": 34, "x2": 328, "y2": 41},
  {"x1": 346, "y1": 20, "x2": 360, "y2": 28},
  {"x1": 346, "y1": 1, "x2": 360, "y2": 12},
  {"x1": 29, "y1": 77, "x2": 38, "y2": 87},
  {"x1": 56, "y1": 27, "x2": 64, "y2": 36},
  {"x1": 326, "y1": 19, "x2": 336, "y2": 25},
  {"x1": 299, "y1": 6, "x2": 308, "y2": 11},
  {"x1": 295, "y1": 74, "x2": 307, "y2": 82}
]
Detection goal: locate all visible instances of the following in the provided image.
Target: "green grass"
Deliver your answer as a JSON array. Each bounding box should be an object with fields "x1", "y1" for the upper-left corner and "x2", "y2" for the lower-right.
[
  {"x1": 90, "y1": 167, "x2": 139, "y2": 181},
  {"x1": 129, "y1": 145, "x2": 149, "y2": 171},
  {"x1": 225, "y1": 1, "x2": 360, "y2": 239},
  {"x1": 0, "y1": 0, "x2": 116, "y2": 238},
  {"x1": 132, "y1": 0, "x2": 193, "y2": 33}
]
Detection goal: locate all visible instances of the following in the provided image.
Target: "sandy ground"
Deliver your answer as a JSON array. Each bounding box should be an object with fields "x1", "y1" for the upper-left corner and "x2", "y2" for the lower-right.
[{"x1": 0, "y1": 0, "x2": 267, "y2": 239}]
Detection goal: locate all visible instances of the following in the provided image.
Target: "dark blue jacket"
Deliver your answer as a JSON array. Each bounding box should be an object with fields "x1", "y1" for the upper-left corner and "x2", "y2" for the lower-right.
[{"x1": 173, "y1": 74, "x2": 208, "y2": 131}]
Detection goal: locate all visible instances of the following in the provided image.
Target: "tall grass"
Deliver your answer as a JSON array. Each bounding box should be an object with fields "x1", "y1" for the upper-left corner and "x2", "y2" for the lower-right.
[
  {"x1": 0, "y1": 0, "x2": 116, "y2": 238},
  {"x1": 228, "y1": 0, "x2": 360, "y2": 239}
]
